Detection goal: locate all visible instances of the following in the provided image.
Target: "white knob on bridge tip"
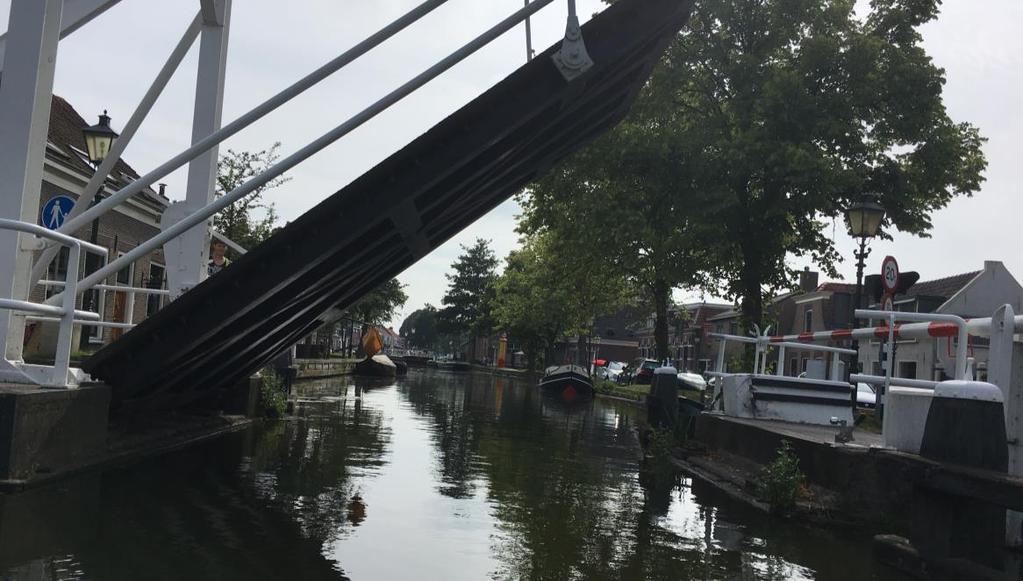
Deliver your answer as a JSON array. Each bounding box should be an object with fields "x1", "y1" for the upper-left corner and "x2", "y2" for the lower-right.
[{"x1": 933, "y1": 380, "x2": 1003, "y2": 403}]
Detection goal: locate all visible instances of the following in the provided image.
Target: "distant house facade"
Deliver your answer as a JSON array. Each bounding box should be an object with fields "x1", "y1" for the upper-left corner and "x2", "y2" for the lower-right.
[
  {"x1": 857, "y1": 261, "x2": 1023, "y2": 382},
  {"x1": 705, "y1": 262, "x2": 1023, "y2": 381},
  {"x1": 378, "y1": 326, "x2": 403, "y2": 353},
  {"x1": 633, "y1": 302, "x2": 732, "y2": 372},
  {"x1": 706, "y1": 268, "x2": 820, "y2": 373},
  {"x1": 25, "y1": 96, "x2": 170, "y2": 358}
]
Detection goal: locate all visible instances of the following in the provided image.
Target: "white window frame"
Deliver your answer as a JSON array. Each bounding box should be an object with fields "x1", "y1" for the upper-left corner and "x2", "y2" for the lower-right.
[
  {"x1": 82, "y1": 248, "x2": 108, "y2": 344},
  {"x1": 146, "y1": 261, "x2": 167, "y2": 316}
]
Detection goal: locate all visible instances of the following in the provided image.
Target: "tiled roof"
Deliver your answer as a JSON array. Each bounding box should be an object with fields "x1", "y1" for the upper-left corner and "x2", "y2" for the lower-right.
[
  {"x1": 707, "y1": 290, "x2": 800, "y2": 321},
  {"x1": 46, "y1": 95, "x2": 168, "y2": 208},
  {"x1": 817, "y1": 282, "x2": 856, "y2": 293},
  {"x1": 902, "y1": 270, "x2": 981, "y2": 300}
]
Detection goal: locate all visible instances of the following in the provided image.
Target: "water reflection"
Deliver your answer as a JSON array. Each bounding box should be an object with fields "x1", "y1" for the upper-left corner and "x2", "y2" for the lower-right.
[{"x1": 1, "y1": 372, "x2": 908, "y2": 580}]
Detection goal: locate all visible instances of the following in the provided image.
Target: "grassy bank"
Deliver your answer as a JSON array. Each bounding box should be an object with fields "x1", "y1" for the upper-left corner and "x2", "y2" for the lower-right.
[{"x1": 595, "y1": 380, "x2": 704, "y2": 403}]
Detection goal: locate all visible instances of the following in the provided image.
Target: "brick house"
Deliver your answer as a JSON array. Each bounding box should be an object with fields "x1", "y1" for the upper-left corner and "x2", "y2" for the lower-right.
[
  {"x1": 736, "y1": 261, "x2": 1023, "y2": 381},
  {"x1": 705, "y1": 268, "x2": 818, "y2": 373},
  {"x1": 632, "y1": 302, "x2": 732, "y2": 372},
  {"x1": 24, "y1": 96, "x2": 169, "y2": 357}
]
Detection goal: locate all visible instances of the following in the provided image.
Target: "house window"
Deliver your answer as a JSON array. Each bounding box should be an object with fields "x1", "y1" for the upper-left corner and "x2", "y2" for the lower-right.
[
  {"x1": 81, "y1": 250, "x2": 107, "y2": 344},
  {"x1": 898, "y1": 361, "x2": 918, "y2": 379},
  {"x1": 146, "y1": 262, "x2": 166, "y2": 317},
  {"x1": 115, "y1": 252, "x2": 133, "y2": 286},
  {"x1": 803, "y1": 308, "x2": 813, "y2": 333},
  {"x1": 789, "y1": 358, "x2": 798, "y2": 376}
]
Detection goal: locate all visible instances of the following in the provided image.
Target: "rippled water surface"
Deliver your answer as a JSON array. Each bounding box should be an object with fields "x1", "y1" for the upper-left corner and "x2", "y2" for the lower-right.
[{"x1": 0, "y1": 371, "x2": 910, "y2": 580}]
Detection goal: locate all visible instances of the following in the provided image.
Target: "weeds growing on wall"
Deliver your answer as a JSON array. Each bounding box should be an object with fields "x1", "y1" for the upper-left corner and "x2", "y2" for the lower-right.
[
  {"x1": 756, "y1": 440, "x2": 805, "y2": 515},
  {"x1": 260, "y1": 367, "x2": 288, "y2": 418}
]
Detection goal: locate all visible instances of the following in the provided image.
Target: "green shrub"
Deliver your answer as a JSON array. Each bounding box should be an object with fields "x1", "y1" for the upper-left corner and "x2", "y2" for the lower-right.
[
  {"x1": 260, "y1": 368, "x2": 288, "y2": 418},
  {"x1": 756, "y1": 440, "x2": 804, "y2": 514},
  {"x1": 647, "y1": 427, "x2": 675, "y2": 461}
]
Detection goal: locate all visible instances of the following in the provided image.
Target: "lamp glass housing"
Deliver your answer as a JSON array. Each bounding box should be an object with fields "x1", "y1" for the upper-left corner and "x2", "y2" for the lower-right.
[
  {"x1": 82, "y1": 112, "x2": 118, "y2": 165},
  {"x1": 845, "y1": 198, "x2": 885, "y2": 238}
]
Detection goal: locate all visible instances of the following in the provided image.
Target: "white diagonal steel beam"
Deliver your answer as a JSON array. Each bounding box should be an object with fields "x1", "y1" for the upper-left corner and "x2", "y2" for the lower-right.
[{"x1": 0, "y1": 0, "x2": 122, "y2": 71}]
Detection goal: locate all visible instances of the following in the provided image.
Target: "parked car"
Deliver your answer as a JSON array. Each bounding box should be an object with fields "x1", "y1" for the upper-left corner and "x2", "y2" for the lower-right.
[
  {"x1": 677, "y1": 371, "x2": 708, "y2": 391},
  {"x1": 856, "y1": 382, "x2": 877, "y2": 408},
  {"x1": 621, "y1": 358, "x2": 660, "y2": 385},
  {"x1": 603, "y1": 361, "x2": 626, "y2": 382}
]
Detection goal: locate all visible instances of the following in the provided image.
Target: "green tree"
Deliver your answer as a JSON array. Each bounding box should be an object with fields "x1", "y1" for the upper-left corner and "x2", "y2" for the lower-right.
[
  {"x1": 214, "y1": 143, "x2": 291, "y2": 250},
  {"x1": 631, "y1": 0, "x2": 986, "y2": 327},
  {"x1": 399, "y1": 304, "x2": 441, "y2": 350},
  {"x1": 491, "y1": 232, "x2": 626, "y2": 369},
  {"x1": 345, "y1": 278, "x2": 408, "y2": 325},
  {"x1": 519, "y1": 83, "x2": 721, "y2": 360},
  {"x1": 439, "y1": 239, "x2": 499, "y2": 337}
]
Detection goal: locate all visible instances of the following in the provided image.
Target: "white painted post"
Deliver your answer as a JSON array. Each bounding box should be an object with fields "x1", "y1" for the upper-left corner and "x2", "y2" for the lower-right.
[
  {"x1": 988, "y1": 304, "x2": 1022, "y2": 546},
  {"x1": 775, "y1": 345, "x2": 786, "y2": 377},
  {"x1": 124, "y1": 289, "x2": 136, "y2": 326},
  {"x1": 52, "y1": 244, "x2": 81, "y2": 387},
  {"x1": 0, "y1": 0, "x2": 63, "y2": 362},
  {"x1": 0, "y1": 0, "x2": 123, "y2": 71},
  {"x1": 171, "y1": 0, "x2": 231, "y2": 299},
  {"x1": 830, "y1": 353, "x2": 842, "y2": 382}
]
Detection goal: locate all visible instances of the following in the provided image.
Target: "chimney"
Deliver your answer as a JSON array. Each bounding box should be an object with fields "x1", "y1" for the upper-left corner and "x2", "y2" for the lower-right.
[{"x1": 798, "y1": 267, "x2": 819, "y2": 292}]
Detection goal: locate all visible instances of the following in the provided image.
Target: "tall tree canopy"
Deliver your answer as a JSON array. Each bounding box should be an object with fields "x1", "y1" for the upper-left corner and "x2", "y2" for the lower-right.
[
  {"x1": 399, "y1": 304, "x2": 441, "y2": 350},
  {"x1": 524, "y1": 0, "x2": 986, "y2": 336},
  {"x1": 439, "y1": 238, "x2": 499, "y2": 336},
  {"x1": 643, "y1": 0, "x2": 985, "y2": 325},
  {"x1": 491, "y1": 232, "x2": 626, "y2": 368},
  {"x1": 345, "y1": 278, "x2": 408, "y2": 325},
  {"x1": 519, "y1": 66, "x2": 721, "y2": 360},
  {"x1": 214, "y1": 143, "x2": 290, "y2": 250}
]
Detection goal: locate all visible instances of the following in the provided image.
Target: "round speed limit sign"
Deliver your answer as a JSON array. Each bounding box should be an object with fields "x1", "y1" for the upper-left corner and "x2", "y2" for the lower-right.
[{"x1": 881, "y1": 256, "x2": 899, "y2": 293}]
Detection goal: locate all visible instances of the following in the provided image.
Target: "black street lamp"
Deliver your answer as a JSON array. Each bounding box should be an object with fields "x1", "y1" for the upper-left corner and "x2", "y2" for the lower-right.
[
  {"x1": 82, "y1": 110, "x2": 119, "y2": 166},
  {"x1": 79, "y1": 111, "x2": 118, "y2": 348},
  {"x1": 844, "y1": 195, "x2": 885, "y2": 375}
]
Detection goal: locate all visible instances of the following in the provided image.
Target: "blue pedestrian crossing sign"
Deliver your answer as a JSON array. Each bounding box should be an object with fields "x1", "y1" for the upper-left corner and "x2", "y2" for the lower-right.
[{"x1": 41, "y1": 195, "x2": 75, "y2": 230}]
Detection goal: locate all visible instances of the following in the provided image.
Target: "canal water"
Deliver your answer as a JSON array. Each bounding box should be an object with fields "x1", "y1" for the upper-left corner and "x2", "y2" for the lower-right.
[{"x1": 0, "y1": 371, "x2": 911, "y2": 580}]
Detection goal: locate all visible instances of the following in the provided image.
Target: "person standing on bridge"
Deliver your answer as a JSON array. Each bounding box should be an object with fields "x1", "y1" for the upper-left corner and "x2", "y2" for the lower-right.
[{"x1": 208, "y1": 240, "x2": 231, "y2": 276}]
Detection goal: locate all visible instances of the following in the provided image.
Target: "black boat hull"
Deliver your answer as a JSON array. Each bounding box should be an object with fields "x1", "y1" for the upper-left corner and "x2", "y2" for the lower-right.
[{"x1": 539, "y1": 370, "x2": 594, "y2": 402}]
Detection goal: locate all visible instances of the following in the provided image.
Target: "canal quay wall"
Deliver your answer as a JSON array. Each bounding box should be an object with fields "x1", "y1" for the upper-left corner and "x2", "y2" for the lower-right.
[
  {"x1": 293, "y1": 358, "x2": 357, "y2": 380},
  {"x1": 0, "y1": 378, "x2": 259, "y2": 493},
  {"x1": 683, "y1": 413, "x2": 1023, "y2": 578}
]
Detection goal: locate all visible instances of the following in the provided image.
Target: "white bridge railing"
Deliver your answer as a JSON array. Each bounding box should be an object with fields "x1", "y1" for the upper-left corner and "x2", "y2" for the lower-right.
[{"x1": 0, "y1": 219, "x2": 105, "y2": 386}]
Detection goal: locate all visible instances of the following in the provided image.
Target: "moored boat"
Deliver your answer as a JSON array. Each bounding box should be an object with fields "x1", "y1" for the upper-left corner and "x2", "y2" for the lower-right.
[
  {"x1": 539, "y1": 364, "x2": 594, "y2": 402},
  {"x1": 436, "y1": 360, "x2": 471, "y2": 372},
  {"x1": 353, "y1": 354, "x2": 398, "y2": 377}
]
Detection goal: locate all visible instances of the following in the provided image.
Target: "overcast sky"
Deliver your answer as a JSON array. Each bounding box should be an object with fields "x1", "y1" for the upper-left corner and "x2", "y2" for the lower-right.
[{"x1": 2, "y1": 0, "x2": 1020, "y2": 329}]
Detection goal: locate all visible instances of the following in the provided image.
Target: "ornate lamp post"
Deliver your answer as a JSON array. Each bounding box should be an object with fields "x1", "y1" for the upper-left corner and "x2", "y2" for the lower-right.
[
  {"x1": 844, "y1": 195, "x2": 886, "y2": 374},
  {"x1": 79, "y1": 112, "x2": 118, "y2": 348},
  {"x1": 82, "y1": 110, "x2": 118, "y2": 166}
]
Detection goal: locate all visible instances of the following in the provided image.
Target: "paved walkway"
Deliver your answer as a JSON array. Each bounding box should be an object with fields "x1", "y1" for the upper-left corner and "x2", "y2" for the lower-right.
[{"x1": 711, "y1": 414, "x2": 884, "y2": 448}]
